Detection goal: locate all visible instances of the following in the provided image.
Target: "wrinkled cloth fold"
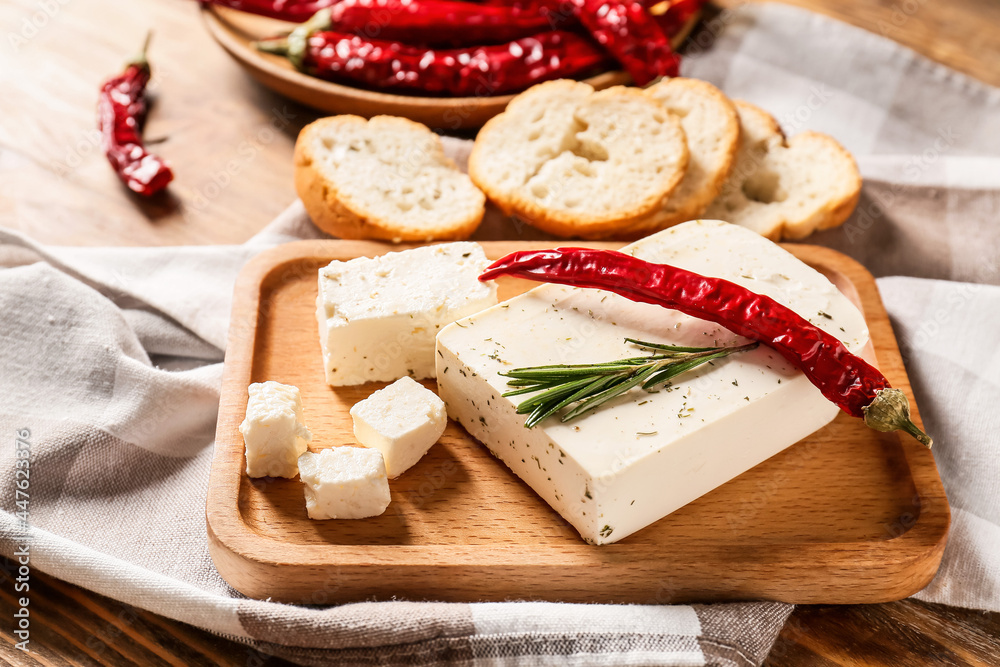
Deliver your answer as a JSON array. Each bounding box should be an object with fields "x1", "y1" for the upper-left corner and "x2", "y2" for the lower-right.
[{"x1": 2, "y1": 4, "x2": 999, "y2": 666}]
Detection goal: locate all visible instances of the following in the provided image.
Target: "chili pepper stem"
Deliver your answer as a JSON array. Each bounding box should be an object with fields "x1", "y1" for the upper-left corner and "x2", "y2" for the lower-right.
[
  {"x1": 647, "y1": 1, "x2": 671, "y2": 15},
  {"x1": 862, "y1": 387, "x2": 933, "y2": 448},
  {"x1": 254, "y1": 38, "x2": 291, "y2": 56},
  {"x1": 126, "y1": 31, "x2": 153, "y2": 71},
  {"x1": 286, "y1": 8, "x2": 333, "y2": 70}
]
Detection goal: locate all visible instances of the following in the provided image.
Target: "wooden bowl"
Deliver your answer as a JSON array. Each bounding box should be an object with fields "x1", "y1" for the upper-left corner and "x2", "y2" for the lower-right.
[{"x1": 200, "y1": 6, "x2": 696, "y2": 130}]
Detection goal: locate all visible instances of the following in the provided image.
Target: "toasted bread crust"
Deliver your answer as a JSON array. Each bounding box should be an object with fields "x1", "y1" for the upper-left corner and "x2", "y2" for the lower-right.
[
  {"x1": 469, "y1": 81, "x2": 689, "y2": 239},
  {"x1": 781, "y1": 131, "x2": 862, "y2": 239},
  {"x1": 295, "y1": 115, "x2": 485, "y2": 242},
  {"x1": 617, "y1": 78, "x2": 741, "y2": 238},
  {"x1": 701, "y1": 102, "x2": 861, "y2": 241}
]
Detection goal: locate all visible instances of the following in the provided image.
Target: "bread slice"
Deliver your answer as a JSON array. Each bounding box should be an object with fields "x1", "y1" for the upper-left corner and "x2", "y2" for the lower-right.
[
  {"x1": 294, "y1": 115, "x2": 485, "y2": 242},
  {"x1": 468, "y1": 80, "x2": 689, "y2": 239},
  {"x1": 619, "y1": 78, "x2": 740, "y2": 236},
  {"x1": 703, "y1": 101, "x2": 861, "y2": 240}
]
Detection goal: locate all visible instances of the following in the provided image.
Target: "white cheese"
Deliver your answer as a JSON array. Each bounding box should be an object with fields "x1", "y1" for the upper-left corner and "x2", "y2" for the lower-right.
[
  {"x1": 350, "y1": 376, "x2": 447, "y2": 478},
  {"x1": 239, "y1": 381, "x2": 312, "y2": 478},
  {"x1": 297, "y1": 447, "x2": 391, "y2": 520},
  {"x1": 316, "y1": 242, "x2": 498, "y2": 386},
  {"x1": 435, "y1": 219, "x2": 870, "y2": 545}
]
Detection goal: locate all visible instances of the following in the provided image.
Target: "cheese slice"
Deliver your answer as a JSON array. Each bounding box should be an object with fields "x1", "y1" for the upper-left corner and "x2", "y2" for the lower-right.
[{"x1": 435, "y1": 219, "x2": 869, "y2": 545}]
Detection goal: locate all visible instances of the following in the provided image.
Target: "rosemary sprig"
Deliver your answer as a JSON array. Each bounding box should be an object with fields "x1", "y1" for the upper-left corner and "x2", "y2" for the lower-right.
[{"x1": 501, "y1": 339, "x2": 759, "y2": 428}]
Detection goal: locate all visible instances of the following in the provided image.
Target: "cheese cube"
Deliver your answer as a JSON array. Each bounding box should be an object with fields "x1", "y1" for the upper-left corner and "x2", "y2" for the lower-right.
[
  {"x1": 297, "y1": 447, "x2": 391, "y2": 520},
  {"x1": 316, "y1": 242, "x2": 498, "y2": 386},
  {"x1": 436, "y1": 220, "x2": 870, "y2": 545},
  {"x1": 350, "y1": 376, "x2": 447, "y2": 478},
  {"x1": 239, "y1": 381, "x2": 312, "y2": 478}
]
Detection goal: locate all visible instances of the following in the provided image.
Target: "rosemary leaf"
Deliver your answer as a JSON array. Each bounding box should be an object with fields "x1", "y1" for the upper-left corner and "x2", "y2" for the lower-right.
[
  {"x1": 641, "y1": 347, "x2": 747, "y2": 389},
  {"x1": 561, "y1": 364, "x2": 662, "y2": 422},
  {"x1": 502, "y1": 382, "x2": 563, "y2": 397},
  {"x1": 501, "y1": 359, "x2": 657, "y2": 379},
  {"x1": 624, "y1": 338, "x2": 721, "y2": 353},
  {"x1": 525, "y1": 375, "x2": 619, "y2": 428},
  {"x1": 502, "y1": 338, "x2": 759, "y2": 429},
  {"x1": 513, "y1": 375, "x2": 601, "y2": 413},
  {"x1": 503, "y1": 378, "x2": 554, "y2": 388}
]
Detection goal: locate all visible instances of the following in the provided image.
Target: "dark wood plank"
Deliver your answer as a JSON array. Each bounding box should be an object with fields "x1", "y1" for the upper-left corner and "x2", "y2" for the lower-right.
[
  {"x1": 766, "y1": 600, "x2": 1000, "y2": 666},
  {"x1": 0, "y1": 613, "x2": 79, "y2": 667},
  {"x1": 0, "y1": 557, "x2": 296, "y2": 666}
]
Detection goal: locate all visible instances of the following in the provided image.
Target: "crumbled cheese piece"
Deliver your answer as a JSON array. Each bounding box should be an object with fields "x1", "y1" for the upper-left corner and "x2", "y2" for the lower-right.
[
  {"x1": 350, "y1": 377, "x2": 447, "y2": 478},
  {"x1": 239, "y1": 381, "x2": 311, "y2": 478},
  {"x1": 316, "y1": 242, "x2": 497, "y2": 385},
  {"x1": 298, "y1": 447, "x2": 391, "y2": 520}
]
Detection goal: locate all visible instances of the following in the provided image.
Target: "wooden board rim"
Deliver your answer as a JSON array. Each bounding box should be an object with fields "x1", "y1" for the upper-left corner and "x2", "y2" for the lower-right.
[{"x1": 207, "y1": 239, "x2": 949, "y2": 604}]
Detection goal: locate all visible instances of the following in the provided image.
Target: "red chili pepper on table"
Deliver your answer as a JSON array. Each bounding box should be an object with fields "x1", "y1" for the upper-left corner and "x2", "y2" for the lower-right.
[
  {"x1": 98, "y1": 34, "x2": 173, "y2": 197},
  {"x1": 573, "y1": 0, "x2": 680, "y2": 84},
  {"x1": 479, "y1": 247, "x2": 933, "y2": 447},
  {"x1": 257, "y1": 12, "x2": 613, "y2": 96}
]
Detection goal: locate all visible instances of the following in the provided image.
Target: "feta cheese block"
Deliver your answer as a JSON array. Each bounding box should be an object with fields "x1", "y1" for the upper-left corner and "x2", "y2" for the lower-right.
[
  {"x1": 350, "y1": 377, "x2": 447, "y2": 478},
  {"x1": 239, "y1": 381, "x2": 312, "y2": 478},
  {"x1": 298, "y1": 447, "x2": 391, "y2": 520},
  {"x1": 436, "y1": 219, "x2": 870, "y2": 545},
  {"x1": 317, "y1": 242, "x2": 498, "y2": 386}
]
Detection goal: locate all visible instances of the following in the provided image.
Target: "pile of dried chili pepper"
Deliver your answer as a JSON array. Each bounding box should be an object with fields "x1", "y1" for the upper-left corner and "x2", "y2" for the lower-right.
[
  {"x1": 198, "y1": 0, "x2": 703, "y2": 95},
  {"x1": 98, "y1": 34, "x2": 173, "y2": 197},
  {"x1": 479, "y1": 247, "x2": 934, "y2": 447},
  {"x1": 257, "y1": 11, "x2": 613, "y2": 96}
]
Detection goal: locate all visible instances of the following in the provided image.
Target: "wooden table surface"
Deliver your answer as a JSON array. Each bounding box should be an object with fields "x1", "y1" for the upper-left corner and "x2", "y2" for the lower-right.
[{"x1": 2, "y1": 0, "x2": 999, "y2": 665}]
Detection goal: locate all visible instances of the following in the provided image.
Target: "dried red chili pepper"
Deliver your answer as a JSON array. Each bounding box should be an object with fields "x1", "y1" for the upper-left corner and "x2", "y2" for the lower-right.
[
  {"x1": 200, "y1": 0, "x2": 569, "y2": 42},
  {"x1": 198, "y1": 0, "x2": 338, "y2": 23},
  {"x1": 98, "y1": 34, "x2": 173, "y2": 197},
  {"x1": 573, "y1": 0, "x2": 679, "y2": 85},
  {"x1": 480, "y1": 247, "x2": 933, "y2": 446},
  {"x1": 328, "y1": 0, "x2": 571, "y2": 46},
  {"x1": 257, "y1": 13, "x2": 613, "y2": 96},
  {"x1": 649, "y1": 0, "x2": 703, "y2": 37}
]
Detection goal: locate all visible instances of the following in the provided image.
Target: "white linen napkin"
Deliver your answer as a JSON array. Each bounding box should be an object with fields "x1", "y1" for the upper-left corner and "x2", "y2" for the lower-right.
[{"x1": 2, "y1": 4, "x2": 999, "y2": 665}]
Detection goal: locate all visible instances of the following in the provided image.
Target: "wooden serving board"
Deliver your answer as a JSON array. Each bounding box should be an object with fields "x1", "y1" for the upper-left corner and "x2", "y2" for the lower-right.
[{"x1": 208, "y1": 240, "x2": 949, "y2": 605}]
